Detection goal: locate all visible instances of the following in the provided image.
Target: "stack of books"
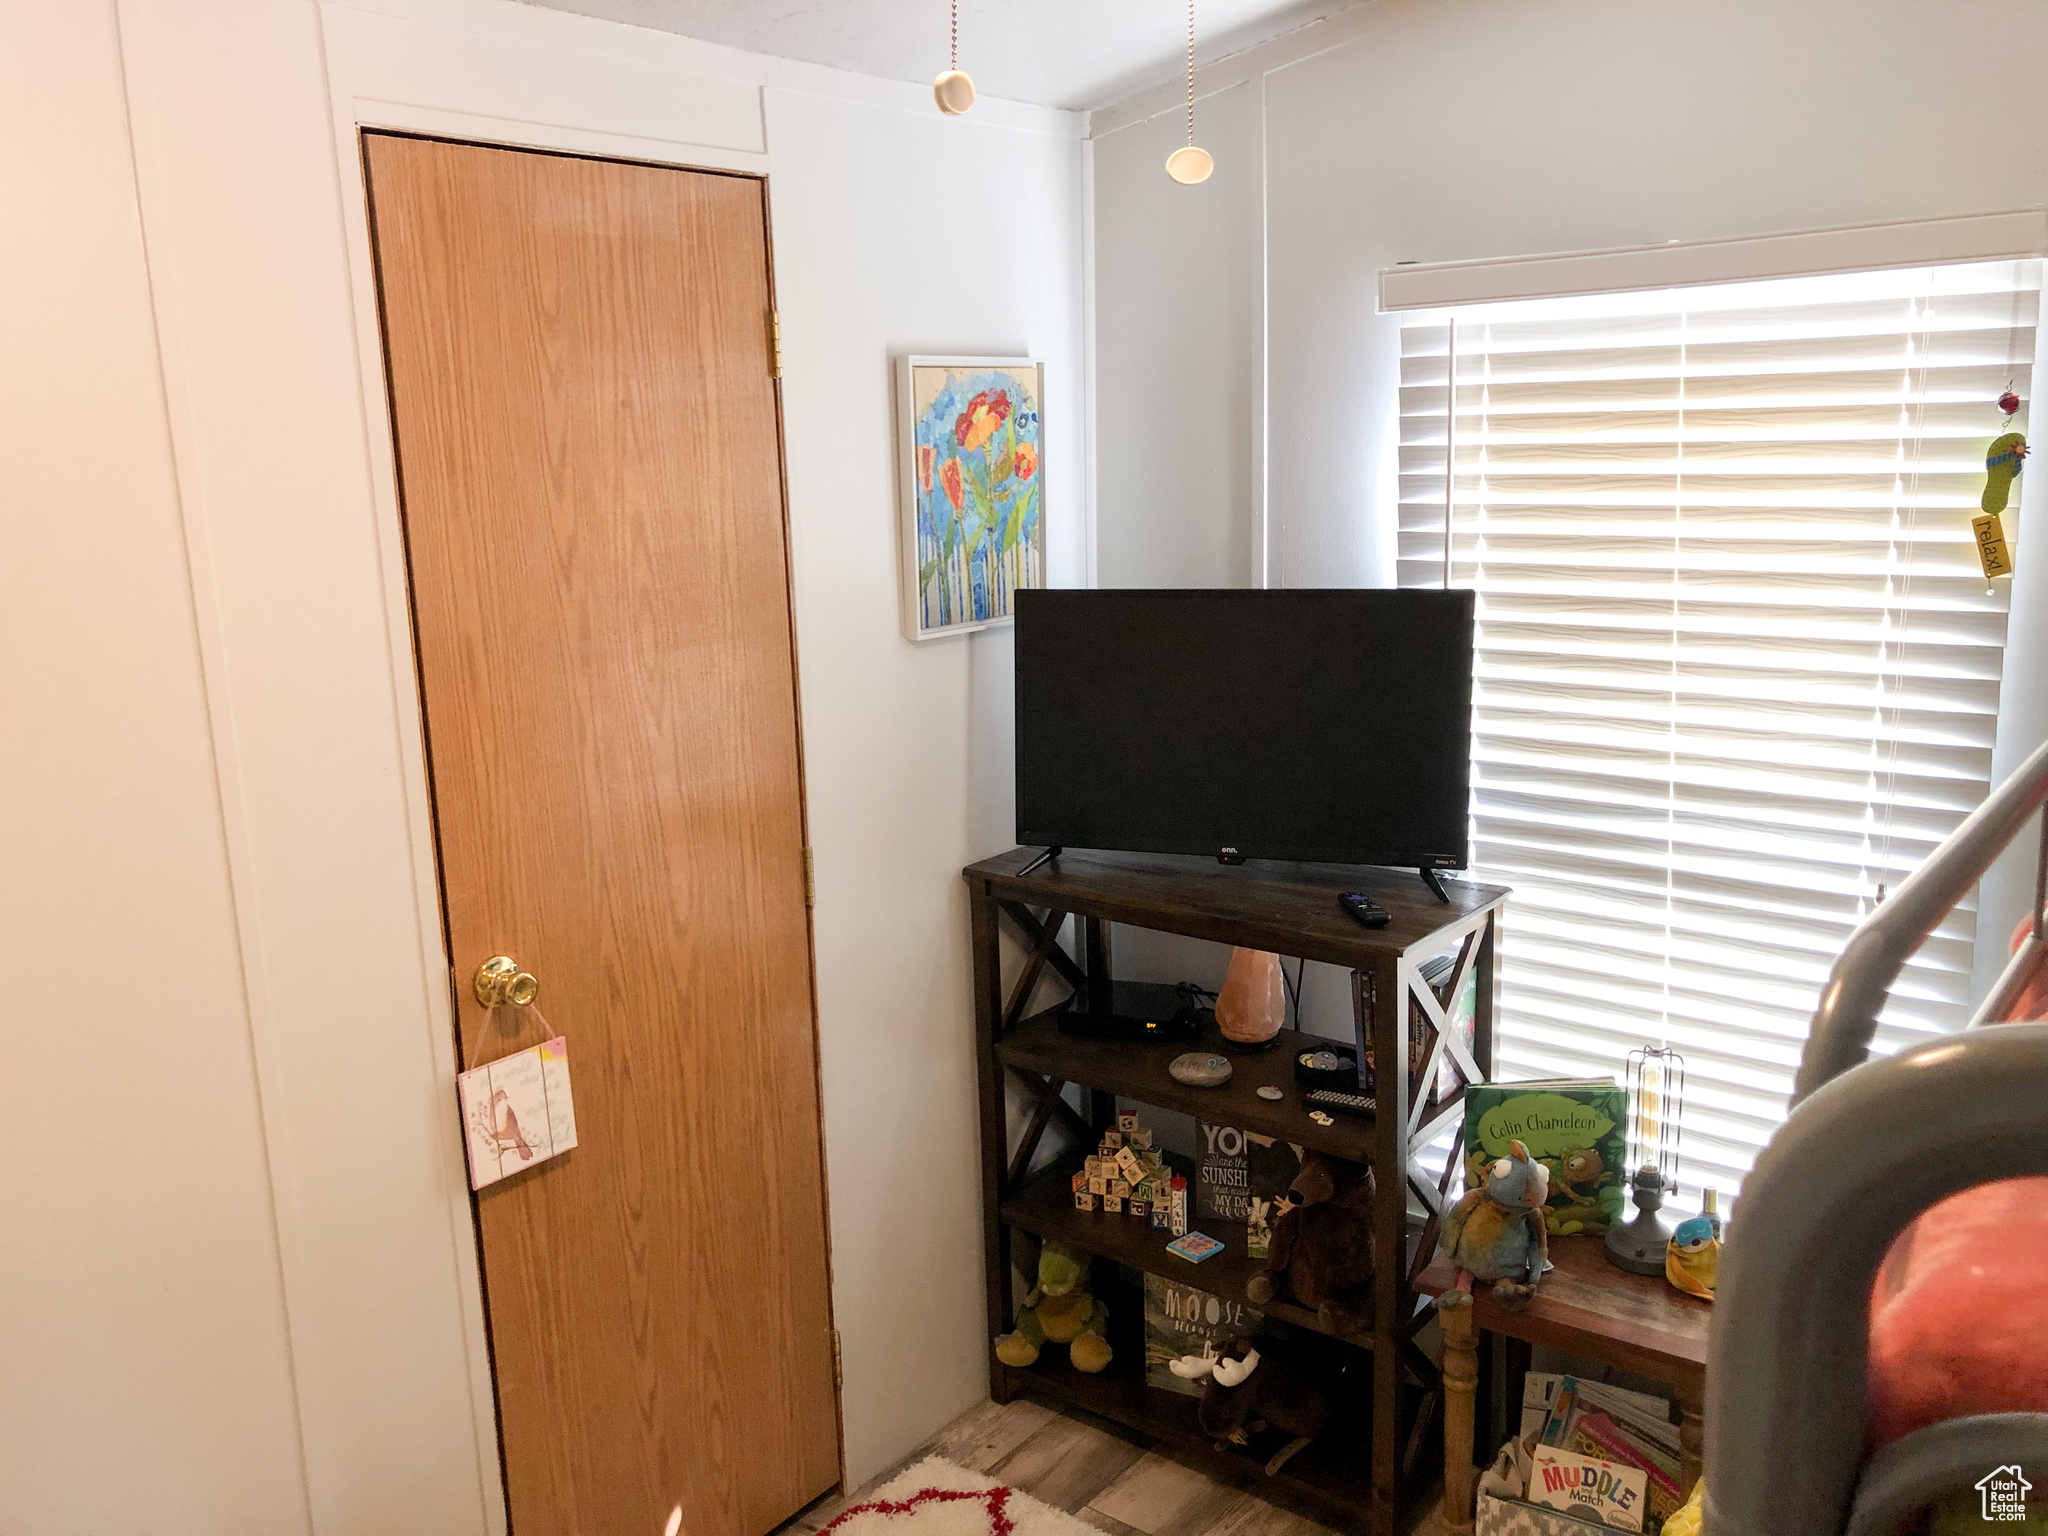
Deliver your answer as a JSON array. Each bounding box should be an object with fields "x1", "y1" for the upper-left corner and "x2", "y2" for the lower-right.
[{"x1": 1521, "y1": 1373, "x2": 1683, "y2": 1532}]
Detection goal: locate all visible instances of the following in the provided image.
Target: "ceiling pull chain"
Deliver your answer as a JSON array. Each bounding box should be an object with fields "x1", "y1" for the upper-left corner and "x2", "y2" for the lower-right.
[
  {"x1": 934, "y1": 0, "x2": 976, "y2": 115},
  {"x1": 1165, "y1": 0, "x2": 1214, "y2": 184}
]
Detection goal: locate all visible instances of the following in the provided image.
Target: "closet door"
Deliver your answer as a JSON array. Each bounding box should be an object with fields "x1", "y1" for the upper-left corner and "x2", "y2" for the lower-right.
[{"x1": 365, "y1": 132, "x2": 839, "y2": 1536}]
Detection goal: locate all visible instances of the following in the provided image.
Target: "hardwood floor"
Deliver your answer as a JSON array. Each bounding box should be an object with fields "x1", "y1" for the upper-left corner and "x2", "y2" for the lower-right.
[{"x1": 773, "y1": 1398, "x2": 1447, "y2": 1536}]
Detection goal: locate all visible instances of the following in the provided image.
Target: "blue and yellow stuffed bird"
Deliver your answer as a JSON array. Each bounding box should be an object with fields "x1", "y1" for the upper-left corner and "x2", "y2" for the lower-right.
[
  {"x1": 1437, "y1": 1138, "x2": 1550, "y2": 1311},
  {"x1": 1665, "y1": 1216, "x2": 1719, "y2": 1301}
]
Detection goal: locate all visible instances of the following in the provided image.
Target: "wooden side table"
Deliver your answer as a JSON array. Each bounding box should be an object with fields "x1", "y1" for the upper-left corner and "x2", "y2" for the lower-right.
[{"x1": 1416, "y1": 1235, "x2": 1712, "y2": 1536}]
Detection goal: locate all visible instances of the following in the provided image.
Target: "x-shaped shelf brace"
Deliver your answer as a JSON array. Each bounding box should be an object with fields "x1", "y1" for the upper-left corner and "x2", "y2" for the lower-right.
[
  {"x1": 1396, "y1": 918, "x2": 1490, "y2": 1306},
  {"x1": 992, "y1": 903, "x2": 1095, "y2": 1196},
  {"x1": 995, "y1": 901, "x2": 1086, "y2": 1039},
  {"x1": 1005, "y1": 1069, "x2": 1095, "y2": 1192}
]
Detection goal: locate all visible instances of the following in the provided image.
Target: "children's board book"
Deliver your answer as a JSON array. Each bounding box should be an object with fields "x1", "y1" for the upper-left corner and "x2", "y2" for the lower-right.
[
  {"x1": 1166, "y1": 1231, "x2": 1224, "y2": 1263},
  {"x1": 1462, "y1": 1078, "x2": 1626, "y2": 1236},
  {"x1": 1143, "y1": 1275, "x2": 1260, "y2": 1397},
  {"x1": 1528, "y1": 1444, "x2": 1649, "y2": 1533}
]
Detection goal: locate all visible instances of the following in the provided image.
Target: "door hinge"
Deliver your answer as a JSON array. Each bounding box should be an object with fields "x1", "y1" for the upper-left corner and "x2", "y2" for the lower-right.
[
  {"x1": 804, "y1": 847, "x2": 816, "y2": 907},
  {"x1": 770, "y1": 309, "x2": 783, "y2": 379},
  {"x1": 831, "y1": 1329, "x2": 843, "y2": 1387}
]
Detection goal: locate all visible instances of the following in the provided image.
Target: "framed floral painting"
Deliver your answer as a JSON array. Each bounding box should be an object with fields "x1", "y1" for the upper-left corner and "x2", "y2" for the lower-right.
[{"x1": 897, "y1": 355, "x2": 1045, "y2": 641}]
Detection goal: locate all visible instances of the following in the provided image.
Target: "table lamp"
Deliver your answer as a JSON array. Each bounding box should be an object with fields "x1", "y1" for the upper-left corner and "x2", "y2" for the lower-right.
[{"x1": 1606, "y1": 1045, "x2": 1686, "y2": 1275}]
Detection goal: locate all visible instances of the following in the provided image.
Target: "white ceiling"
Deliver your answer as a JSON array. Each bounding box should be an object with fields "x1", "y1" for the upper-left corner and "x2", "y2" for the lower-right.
[{"x1": 517, "y1": 0, "x2": 1352, "y2": 111}]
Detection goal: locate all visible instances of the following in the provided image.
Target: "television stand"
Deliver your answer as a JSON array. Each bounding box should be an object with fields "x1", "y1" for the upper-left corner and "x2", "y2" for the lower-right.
[
  {"x1": 1419, "y1": 866, "x2": 1451, "y2": 902},
  {"x1": 963, "y1": 847, "x2": 1508, "y2": 1536},
  {"x1": 1014, "y1": 845, "x2": 1061, "y2": 878}
]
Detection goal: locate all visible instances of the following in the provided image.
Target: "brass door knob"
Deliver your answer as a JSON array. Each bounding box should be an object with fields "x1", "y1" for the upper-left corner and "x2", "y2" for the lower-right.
[{"x1": 474, "y1": 956, "x2": 539, "y2": 1008}]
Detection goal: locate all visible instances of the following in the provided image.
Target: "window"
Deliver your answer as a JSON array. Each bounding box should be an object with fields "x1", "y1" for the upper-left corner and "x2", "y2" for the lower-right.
[{"x1": 1399, "y1": 261, "x2": 2038, "y2": 1201}]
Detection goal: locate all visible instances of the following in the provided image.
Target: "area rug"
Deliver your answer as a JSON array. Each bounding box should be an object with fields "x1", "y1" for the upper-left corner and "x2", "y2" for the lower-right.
[{"x1": 819, "y1": 1456, "x2": 1098, "y2": 1535}]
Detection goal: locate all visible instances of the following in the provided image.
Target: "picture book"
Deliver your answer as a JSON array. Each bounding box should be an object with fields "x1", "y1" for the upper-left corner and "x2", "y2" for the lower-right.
[
  {"x1": 1531, "y1": 1375, "x2": 1681, "y2": 1527},
  {"x1": 1142, "y1": 1274, "x2": 1260, "y2": 1397},
  {"x1": 1528, "y1": 1444, "x2": 1648, "y2": 1533},
  {"x1": 1462, "y1": 1078, "x2": 1627, "y2": 1235},
  {"x1": 1567, "y1": 1412, "x2": 1683, "y2": 1526},
  {"x1": 1520, "y1": 1372, "x2": 1671, "y2": 1442}
]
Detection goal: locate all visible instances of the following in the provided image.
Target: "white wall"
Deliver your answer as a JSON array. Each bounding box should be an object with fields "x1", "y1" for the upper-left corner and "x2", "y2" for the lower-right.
[
  {"x1": 1099, "y1": 0, "x2": 2048, "y2": 589},
  {"x1": 0, "y1": 6, "x2": 309, "y2": 1534},
  {"x1": 1095, "y1": 0, "x2": 2048, "y2": 592},
  {"x1": 765, "y1": 86, "x2": 1087, "y2": 1482},
  {"x1": 1088, "y1": 0, "x2": 2048, "y2": 1024},
  {"x1": 1092, "y1": 82, "x2": 1264, "y2": 588},
  {"x1": 6, "y1": 0, "x2": 1086, "y2": 1529}
]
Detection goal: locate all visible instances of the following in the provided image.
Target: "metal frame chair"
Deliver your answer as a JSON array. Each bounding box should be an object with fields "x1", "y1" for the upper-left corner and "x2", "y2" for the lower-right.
[{"x1": 1707, "y1": 736, "x2": 2048, "y2": 1534}]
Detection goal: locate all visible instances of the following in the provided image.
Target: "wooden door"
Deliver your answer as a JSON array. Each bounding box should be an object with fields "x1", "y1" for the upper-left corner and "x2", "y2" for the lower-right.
[{"x1": 363, "y1": 133, "x2": 839, "y2": 1536}]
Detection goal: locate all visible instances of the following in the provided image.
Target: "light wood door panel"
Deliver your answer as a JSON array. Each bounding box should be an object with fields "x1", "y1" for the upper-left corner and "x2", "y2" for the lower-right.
[{"x1": 364, "y1": 133, "x2": 838, "y2": 1536}]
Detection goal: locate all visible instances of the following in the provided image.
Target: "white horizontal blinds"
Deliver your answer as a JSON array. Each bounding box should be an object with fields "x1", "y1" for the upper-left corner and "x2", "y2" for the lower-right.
[{"x1": 1398, "y1": 261, "x2": 2037, "y2": 1203}]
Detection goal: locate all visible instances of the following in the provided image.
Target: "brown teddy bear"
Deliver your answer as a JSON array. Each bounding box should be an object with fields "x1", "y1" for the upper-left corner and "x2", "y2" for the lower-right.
[{"x1": 1244, "y1": 1150, "x2": 1375, "y2": 1335}]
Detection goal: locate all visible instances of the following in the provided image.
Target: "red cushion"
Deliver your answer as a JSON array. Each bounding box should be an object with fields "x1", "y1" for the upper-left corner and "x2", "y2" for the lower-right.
[{"x1": 1867, "y1": 1176, "x2": 2048, "y2": 1447}]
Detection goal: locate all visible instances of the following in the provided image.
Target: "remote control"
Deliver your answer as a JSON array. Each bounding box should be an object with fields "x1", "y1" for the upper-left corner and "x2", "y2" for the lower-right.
[
  {"x1": 1338, "y1": 892, "x2": 1391, "y2": 929},
  {"x1": 1303, "y1": 1087, "x2": 1376, "y2": 1117}
]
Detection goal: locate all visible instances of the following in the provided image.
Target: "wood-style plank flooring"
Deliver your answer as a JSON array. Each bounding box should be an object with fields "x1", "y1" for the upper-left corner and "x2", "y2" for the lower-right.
[{"x1": 774, "y1": 1397, "x2": 1446, "y2": 1536}]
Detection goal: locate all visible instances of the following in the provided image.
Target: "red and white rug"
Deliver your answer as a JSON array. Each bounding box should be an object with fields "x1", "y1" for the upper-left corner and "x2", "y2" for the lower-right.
[{"x1": 818, "y1": 1457, "x2": 1097, "y2": 1536}]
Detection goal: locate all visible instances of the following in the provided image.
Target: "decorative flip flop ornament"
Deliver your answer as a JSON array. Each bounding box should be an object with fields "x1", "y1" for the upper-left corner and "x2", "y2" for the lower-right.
[
  {"x1": 1975, "y1": 427, "x2": 2027, "y2": 579},
  {"x1": 1983, "y1": 431, "x2": 2028, "y2": 514},
  {"x1": 933, "y1": 0, "x2": 975, "y2": 115}
]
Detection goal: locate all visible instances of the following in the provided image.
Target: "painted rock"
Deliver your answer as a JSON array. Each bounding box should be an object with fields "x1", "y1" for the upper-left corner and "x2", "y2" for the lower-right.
[{"x1": 1169, "y1": 1052, "x2": 1233, "y2": 1087}]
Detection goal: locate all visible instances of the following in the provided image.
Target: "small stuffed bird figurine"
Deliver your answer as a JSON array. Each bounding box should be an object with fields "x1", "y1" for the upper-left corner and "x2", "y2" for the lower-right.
[
  {"x1": 1665, "y1": 1215, "x2": 1720, "y2": 1301},
  {"x1": 1437, "y1": 1138, "x2": 1549, "y2": 1311}
]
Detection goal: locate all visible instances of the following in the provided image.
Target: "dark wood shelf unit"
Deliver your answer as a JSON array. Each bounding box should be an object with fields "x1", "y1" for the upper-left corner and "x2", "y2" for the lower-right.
[
  {"x1": 1002, "y1": 1154, "x2": 1432, "y2": 1351},
  {"x1": 966, "y1": 847, "x2": 1509, "y2": 1536},
  {"x1": 1003, "y1": 1280, "x2": 1435, "y2": 1534},
  {"x1": 997, "y1": 1009, "x2": 1380, "y2": 1160}
]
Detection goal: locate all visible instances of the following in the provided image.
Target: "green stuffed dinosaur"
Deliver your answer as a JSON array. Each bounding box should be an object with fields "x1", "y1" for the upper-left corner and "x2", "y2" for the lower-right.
[{"x1": 994, "y1": 1239, "x2": 1112, "y2": 1373}]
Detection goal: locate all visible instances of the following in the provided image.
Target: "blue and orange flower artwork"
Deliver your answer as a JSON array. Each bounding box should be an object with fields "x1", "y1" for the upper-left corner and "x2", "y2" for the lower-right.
[{"x1": 910, "y1": 363, "x2": 1044, "y2": 635}]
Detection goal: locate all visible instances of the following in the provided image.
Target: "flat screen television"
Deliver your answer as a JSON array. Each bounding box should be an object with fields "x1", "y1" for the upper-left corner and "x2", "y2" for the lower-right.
[{"x1": 1014, "y1": 588, "x2": 1474, "y2": 879}]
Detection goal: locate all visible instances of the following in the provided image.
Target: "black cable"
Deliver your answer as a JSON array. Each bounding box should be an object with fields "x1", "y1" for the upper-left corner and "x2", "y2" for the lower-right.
[{"x1": 1282, "y1": 957, "x2": 1305, "y2": 1029}]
